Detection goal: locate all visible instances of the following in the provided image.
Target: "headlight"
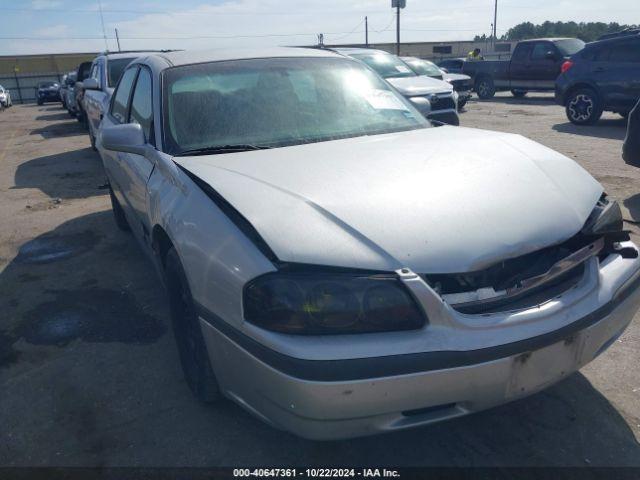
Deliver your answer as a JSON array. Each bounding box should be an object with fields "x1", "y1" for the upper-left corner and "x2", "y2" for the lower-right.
[
  {"x1": 581, "y1": 196, "x2": 623, "y2": 235},
  {"x1": 244, "y1": 272, "x2": 426, "y2": 335},
  {"x1": 408, "y1": 96, "x2": 431, "y2": 115}
]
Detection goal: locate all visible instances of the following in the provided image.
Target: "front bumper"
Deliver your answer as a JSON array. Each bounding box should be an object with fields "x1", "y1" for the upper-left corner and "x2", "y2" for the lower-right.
[
  {"x1": 428, "y1": 109, "x2": 460, "y2": 126},
  {"x1": 199, "y1": 250, "x2": 640, "y2": 440}
]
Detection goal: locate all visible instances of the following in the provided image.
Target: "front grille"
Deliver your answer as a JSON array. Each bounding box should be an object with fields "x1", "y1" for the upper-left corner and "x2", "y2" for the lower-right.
[{"x1": 430, "y1": 95, "x2": 456, "y2": 112}]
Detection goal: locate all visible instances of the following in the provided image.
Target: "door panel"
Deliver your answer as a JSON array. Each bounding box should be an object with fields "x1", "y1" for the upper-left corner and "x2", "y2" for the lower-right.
[{"x1": 120, "y1": 67, "x2": 155, "y2": 241}]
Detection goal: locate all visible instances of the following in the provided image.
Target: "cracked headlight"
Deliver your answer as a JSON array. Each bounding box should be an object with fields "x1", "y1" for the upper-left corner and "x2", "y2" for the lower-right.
[
  {"x1": 244, "y1": 272, "x2": 426, "y2": 335},
  {"x1": 582, "y1": 196, "x2": 623, "y2": 235}
]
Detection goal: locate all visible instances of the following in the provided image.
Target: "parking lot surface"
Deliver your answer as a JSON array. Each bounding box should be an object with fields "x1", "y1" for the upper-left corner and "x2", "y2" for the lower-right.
[{"x1": 1, "y1": 94, "x2": 639, "y2": 467}]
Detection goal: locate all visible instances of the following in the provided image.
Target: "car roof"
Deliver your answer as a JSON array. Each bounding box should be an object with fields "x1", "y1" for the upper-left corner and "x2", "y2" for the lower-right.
[
  {"x1": 517, "y1": 37, "x2": 578, "y2": 43},
  {"x1": 587, "y1": 33, "x2": 640, "y2": 47},
  {"x1": 154, "y1": 47, "x2": 343, "y2": 67},
  {"x1": 100, "y1": 51, "x2": 163, "y2": 61},
  {"x1": 332, "y1": 47, "x2": 392, "y2": 56}
]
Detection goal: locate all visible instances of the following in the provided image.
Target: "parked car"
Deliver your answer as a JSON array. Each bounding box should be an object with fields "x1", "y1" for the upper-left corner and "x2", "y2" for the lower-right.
[
  {"x1": 59, "y1": 72, "x2": 76, "y2": 109},
  {"x1": 36, "y1": 81, "x2": 60, "y2": 105},
  {"x1": 70, "y1": 61, "x2": 93, "y2": 121},
  {"x1": 462, "y1": 38, "x2": 585, "y2": 99},
  {"x1": 437, "y1": 58, "x2": 467, "y2": 74},
  {"x1": 555, "y1": 33, "x2": 640, "y2": 125},
  {"x1": 83, "y1": 51, "x2": 160, "y2": 149},
  {"x1": 334, "y1": 48, "x2": 460, "y2": 125},
  {"x1": 623, "y1": 98, "x2": 640, "y2": 166},
  {"x1": 0, "y1": 85, "x2": 12, "y2": 108},
  {"x1": 97, "y1": 47, "x2": 640, "y2": 440},
  {"x1": 402, "y1": 56, "x2": 472, "y2": 109}
]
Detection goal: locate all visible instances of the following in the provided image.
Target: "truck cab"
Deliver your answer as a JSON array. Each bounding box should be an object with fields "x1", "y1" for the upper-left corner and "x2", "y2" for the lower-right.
[{"x1": 463, "y1": 38, "x2": 585, "y2": 99}]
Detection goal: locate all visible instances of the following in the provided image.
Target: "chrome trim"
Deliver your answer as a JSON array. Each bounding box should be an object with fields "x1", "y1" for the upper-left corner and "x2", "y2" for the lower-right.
[{"x1": 447, "y1": 238, "x2": 605, "y2": 310}]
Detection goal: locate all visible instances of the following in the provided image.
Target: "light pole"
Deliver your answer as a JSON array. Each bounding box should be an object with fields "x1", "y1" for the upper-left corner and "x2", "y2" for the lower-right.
[
  {"x1": 493, "y1": 0, "x2": 498, "y2": 46},
  {"x1": 392, "y1": 0, "x2": 406, "y2": 56}
]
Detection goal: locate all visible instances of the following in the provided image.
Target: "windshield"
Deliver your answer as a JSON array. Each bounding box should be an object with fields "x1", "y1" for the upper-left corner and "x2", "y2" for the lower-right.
[
  {"x1": 108, "y1": 57, "x2": 137, "y2": 87},
  {"x1": 350, "y1": 53, "x2": 417, "y2": 79},
  {"x1": 163, "y1": 57, "x2": 428, "y2": 155},
  {"x1": 404, "y1": 58, "x2": 443, "y2": 77},
  {"x1": 555, "y1": 39, "x2": 586, "y2": 56}
]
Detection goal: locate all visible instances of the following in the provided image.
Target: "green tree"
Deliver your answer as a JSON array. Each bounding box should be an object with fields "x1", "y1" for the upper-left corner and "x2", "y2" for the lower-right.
[{"x1": 500, "y1": 21, "x2": 638, "y2": 42}]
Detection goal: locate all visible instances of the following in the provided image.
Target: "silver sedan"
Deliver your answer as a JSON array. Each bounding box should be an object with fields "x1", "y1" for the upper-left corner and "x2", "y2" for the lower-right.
[{"x1": 97, "y1": 47, "x2": 640, "y2": 440}]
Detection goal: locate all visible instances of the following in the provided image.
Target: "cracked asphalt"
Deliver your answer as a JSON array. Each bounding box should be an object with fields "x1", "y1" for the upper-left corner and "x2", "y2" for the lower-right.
[{"x1": 0, "y1": 93, "x2": 639, "y2": 467}]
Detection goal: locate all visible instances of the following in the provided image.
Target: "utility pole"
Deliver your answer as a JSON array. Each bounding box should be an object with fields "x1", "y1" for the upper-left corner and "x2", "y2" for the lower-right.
[
  {"x1": 396, "y1": 4, "x2": 401, "y2": 55},
  {"x1": 493, "y1": 0, "x2": 498, "y2": 46},
  {"x1": 115, "y1": 28, "x2": 121, "y2": 51},
  {"x1": 392, "y1": 1, "x2": 406, "y2": 55},
  {"x1": 97, "y1": 0, "x2": 108, "y2": 51},
  {"x1": 365, "y1": 16, "x2": 369, "y2": 47}
]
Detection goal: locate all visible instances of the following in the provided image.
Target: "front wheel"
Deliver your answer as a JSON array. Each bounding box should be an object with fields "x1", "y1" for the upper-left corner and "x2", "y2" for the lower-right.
[
  {"x1": 475, "y1": 77, "x2": 495, "y2": 100},
  {"x1": 511, "y1": 90, "x2": 528, "y2": 98},
  {"x1": 165, "y1": 248, "x2": 220, "y2": 403},
  {"x1": 566, "y1": 88, "x2": 603, "y2": 125}
]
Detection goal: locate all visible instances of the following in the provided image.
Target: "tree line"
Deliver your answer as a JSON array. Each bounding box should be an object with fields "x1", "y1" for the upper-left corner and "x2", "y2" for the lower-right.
[{"x1": 474, "y1": 21, "x2": 639, "y2": 43}]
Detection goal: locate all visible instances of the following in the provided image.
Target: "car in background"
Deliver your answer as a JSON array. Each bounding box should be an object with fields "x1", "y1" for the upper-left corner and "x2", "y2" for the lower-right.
[
  {"x1": 70, "y1": 61, "x2": 93, "y2": 121},
  {"x1": 402, "y1": 56, "x2": 472, "y2": 109},
  {"x1": 59, "y1": 72, "x2": 76, "y2": 109},
  {"x1": 334, "y1": 48, "x2": 459, "y2": 125},
  {"x1": 36, "y1": 81, "x2": 60, "y2": 105},
  {"x1": 555, "y1": 33, "x2": 640, "y2": 125},
  {"x1": 96, "y1": 47, "x2": 640, "y2": 440},
  {"x1": 83, "y1": 51, "x2": 167, "y2": 149},
  {"x1": 462, "y1": 38, "x2": 585, "y2": 99},
  {"x1": 623, "y1": 99, "x2": 640, "y2": 166},
  {"x1": 437, "y1": 58, "x2": 467, "y2": 74},
  {"x1": 0, "y1": 85, "x2": 12, "y2": 108}
]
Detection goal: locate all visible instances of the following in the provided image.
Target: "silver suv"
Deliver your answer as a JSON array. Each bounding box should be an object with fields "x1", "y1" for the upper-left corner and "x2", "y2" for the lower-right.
[{"x1": 334, "y1": 48, "x2": 459, "y2": 125}]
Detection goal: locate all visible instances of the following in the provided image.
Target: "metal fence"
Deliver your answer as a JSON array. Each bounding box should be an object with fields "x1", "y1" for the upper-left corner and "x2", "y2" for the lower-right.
[{"x1": 0, "y1": 72, "x2": 64, "y2": 104}]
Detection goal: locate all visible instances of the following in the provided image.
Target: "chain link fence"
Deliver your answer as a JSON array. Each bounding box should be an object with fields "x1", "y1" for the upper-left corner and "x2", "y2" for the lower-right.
[{"x1": 0, "y1": 72, "x2": 64, "y2": 104}]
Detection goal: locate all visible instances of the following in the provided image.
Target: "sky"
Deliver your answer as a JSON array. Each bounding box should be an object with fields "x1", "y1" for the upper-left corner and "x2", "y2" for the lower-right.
[{"x1": 0, "y1": 0, "x2": 638, "y2": 56}]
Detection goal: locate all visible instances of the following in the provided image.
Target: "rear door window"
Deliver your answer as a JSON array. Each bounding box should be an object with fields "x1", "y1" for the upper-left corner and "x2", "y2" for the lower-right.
[
  {"x1": 530, "y1": 42, "x2": 551, "y2": 61},
  {"x1": 608, "y1": 40, "x2": 640, "y2": 63},
  {"x1": 110, "y1": 67, "x2": 138, "y2": 123},
  {"x1": 512, "y1": 44, "x2": 533, "y2": 62}
]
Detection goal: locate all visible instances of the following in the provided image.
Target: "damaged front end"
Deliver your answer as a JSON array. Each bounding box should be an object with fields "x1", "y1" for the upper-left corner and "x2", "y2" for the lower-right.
[{"x1": 425, "y1": 196, "x2": 637, "y2": 315}]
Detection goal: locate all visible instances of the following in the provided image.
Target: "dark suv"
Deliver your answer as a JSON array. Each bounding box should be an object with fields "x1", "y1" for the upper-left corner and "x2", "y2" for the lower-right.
[{"x1": 555, "y1": 34, "x2": 640, "y2": 125}]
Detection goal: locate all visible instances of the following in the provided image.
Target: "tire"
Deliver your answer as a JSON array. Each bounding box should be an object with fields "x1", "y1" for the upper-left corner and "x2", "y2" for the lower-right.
[
  {"x1": 108, "y1": 185, "x2": 131, "y2": 232},
  {"x1": 37, "y1": 99, "x2": 43, "y2": 105},
  {"x1": 475, "y1": 77, "x2": 495, "y2": 100},
  {"x1": 457, "y1": 98, "x2": 468, "y2": 110},
  {"x1": 511, "y1": 90, "x2": 528, "y2": 98},
  {"x1": 165, "y1": 248, "x2": 220, "y2": 403},
  {"x1": 566, "y1": 88, "x2": 603, "y2": 125}
]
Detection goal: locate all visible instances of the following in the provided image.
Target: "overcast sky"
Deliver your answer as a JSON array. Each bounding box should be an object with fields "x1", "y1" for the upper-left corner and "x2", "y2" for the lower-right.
[{"x1": 0, "y1": 0, "x2": 638, "y2": 55}]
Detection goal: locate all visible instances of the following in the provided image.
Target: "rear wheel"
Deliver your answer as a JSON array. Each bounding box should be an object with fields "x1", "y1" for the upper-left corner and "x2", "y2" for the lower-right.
[
  {"x1": 165, "y1": 248, "x2": 220, "y2": 403},
  {"x1": 475, "y1": 77, "x2": 496, "y2": 100},
  {"x1": 511, "y1": 90, "x2": 528, "y2": 98},
  {"x1": 566, "y1": 88, "x2": 603, "y2": 125}
]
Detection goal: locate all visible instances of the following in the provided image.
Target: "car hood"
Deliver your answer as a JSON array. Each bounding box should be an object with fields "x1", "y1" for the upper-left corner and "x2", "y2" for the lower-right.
[
  {"x1": 174, "y1": 127, "x2": 602, "y2": 273},
  {"x1": 386, "y1": 75, "x2": 453, "y2": 97},
  {"x1": 442, "y1": 73, "x2": 471, "y2": 83}
]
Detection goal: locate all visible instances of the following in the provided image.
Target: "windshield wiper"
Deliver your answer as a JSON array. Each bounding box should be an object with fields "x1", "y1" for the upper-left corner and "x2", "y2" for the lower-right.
[{"x1": 175, "y1": 144, "x2": 273, "y2": 157}]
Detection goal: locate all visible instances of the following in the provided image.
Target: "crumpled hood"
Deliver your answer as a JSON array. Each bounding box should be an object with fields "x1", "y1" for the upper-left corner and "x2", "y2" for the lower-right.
[
  {"x1": 387, "y1": 75, "x2": 453, "y2": 97},
  {"x1": 175, "y1": 127, "x2": 603, "y2": 273}
]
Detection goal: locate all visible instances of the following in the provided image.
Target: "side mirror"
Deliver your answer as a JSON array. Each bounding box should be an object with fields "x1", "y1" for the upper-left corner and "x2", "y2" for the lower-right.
[
  {"x1": 545, "y1": 51, "x2": 558, "y2": 61},
  {"x1": 83, "y1": 78, "x2": 99, "y2": 90},
  {"x1": 100, "y1": 123, "x2": 147, "y2": 155}
]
